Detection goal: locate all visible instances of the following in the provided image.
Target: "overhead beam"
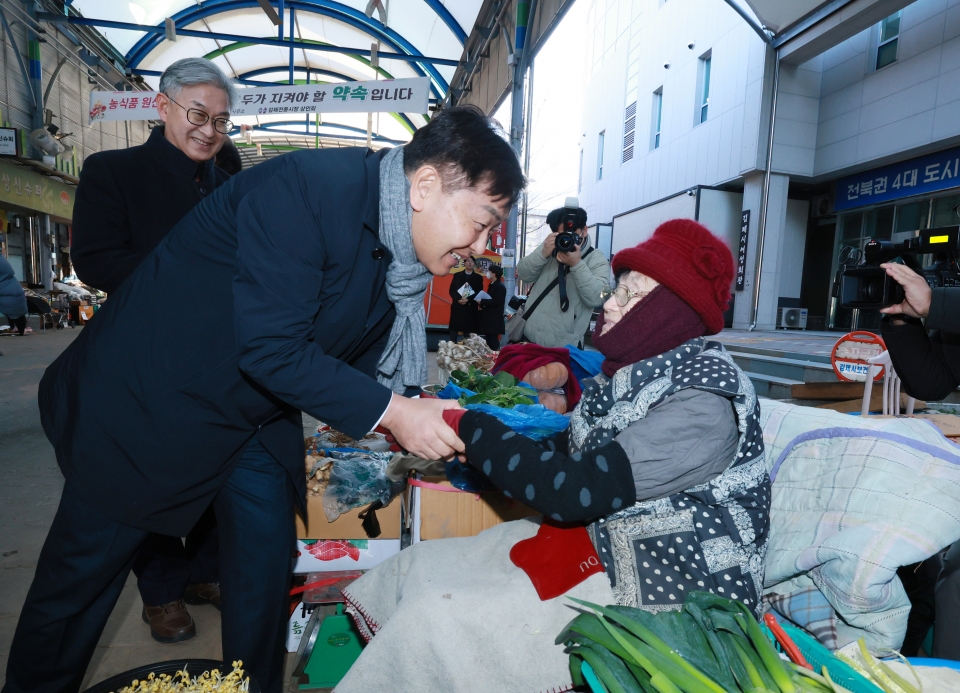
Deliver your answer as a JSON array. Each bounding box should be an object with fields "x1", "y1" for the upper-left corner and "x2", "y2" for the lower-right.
[
  {"x1": 36, "y1": 13, "x2": 460, "y2": 66},
  {"x1": 256, "y1": 0, "x2": 283, "y2": 25},
  {"x1": 776, "y1": 0, "x2": 912, "y2": 64}
]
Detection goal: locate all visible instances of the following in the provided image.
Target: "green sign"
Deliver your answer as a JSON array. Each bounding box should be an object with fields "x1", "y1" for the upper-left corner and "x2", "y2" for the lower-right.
[{"x1": 0, "y1": 158, "x2": 75, "y2": 220}]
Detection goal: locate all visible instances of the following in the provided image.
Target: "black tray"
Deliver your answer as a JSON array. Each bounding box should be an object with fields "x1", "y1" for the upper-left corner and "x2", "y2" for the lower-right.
[{"x1": 83, "y1": 660, "x2": 260, "y2": 693}]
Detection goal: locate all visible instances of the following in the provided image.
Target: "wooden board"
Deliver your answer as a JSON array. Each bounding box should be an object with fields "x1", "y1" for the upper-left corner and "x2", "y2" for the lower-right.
[
  {"x1": 816, "y1": 392, "x2": 926, "y2": 413},
  {"x1": 791, "y1": 381, "x2": 865, "y2": 400}
]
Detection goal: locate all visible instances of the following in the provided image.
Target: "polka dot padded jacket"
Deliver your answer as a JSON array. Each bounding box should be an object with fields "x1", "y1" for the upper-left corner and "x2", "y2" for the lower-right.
[{"x1": 576, "y1": 339, "x2": 770, "y2": 615}]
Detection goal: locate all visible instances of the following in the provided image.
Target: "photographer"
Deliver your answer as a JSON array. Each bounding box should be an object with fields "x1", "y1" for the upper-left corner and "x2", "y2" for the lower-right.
[
  {"x1": 515, "y1": 200, "x2": 609, "y2": 348},
  {"x1": 879, "y1": 263, "x2": 960, "y2": 401},
  {"x1": 879, "y1": 263, "x2": 960, "y2": 660}
]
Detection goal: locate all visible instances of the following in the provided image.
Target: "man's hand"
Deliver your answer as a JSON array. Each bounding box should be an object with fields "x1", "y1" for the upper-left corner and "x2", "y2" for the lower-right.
[
  {"x1": 380, "y1": 394, "x2": 465, "y2": 460},
  {"x1": 879, "y1": 262, "x2": 932, "y2": 319},
  {"x1": 541, "y1": 232, "x2": 559, "y2": 258},
  {"x1": 557, "y1": 242, "x2": 582, "y2": 268}
]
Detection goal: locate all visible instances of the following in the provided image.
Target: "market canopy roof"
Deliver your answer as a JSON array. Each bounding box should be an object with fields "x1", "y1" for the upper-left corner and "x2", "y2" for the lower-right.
[{"x1": 64, "y1": 0, "x2": 485, "y2": 156}]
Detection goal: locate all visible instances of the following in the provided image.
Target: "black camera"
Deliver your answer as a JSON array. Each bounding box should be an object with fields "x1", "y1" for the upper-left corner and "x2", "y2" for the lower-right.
[
  {"x1": 839, "y1": 226, "x2": 960, "y2": 309},
  {"x1": 548, "y1": 197, "x2": 587, "y2": 256}
]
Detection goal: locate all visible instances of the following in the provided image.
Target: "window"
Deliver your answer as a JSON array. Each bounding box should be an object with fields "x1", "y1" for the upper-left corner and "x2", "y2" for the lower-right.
[
  {"x1": 876, "y1": 11, "x2": 901, "y2": 70},
  {"x1": 578, "y1": 149, "x2": 584, "y2": 193},
  {"x1": 697, "y1": 54, "x2": 711, "y2": 124},
  {"x1": 622, "y1": 101, "x2": 637, "y2": 163},
  {"x1": 597, "y1": 131, "x2": 605, "y2": 180},
  {"x1": 651, "y1": 89, "x2": 663, "y2": 149}
]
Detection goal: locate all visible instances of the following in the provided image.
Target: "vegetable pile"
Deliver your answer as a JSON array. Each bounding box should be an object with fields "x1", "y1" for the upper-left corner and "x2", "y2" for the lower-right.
[
  {"x1": 836, "y1": 639, "x2": 923, "y2": 693},
  {"x1": 437, "y1": 334, "x2": 496, "y2": 376},
  {"x1": 559, "y1": 592, "x2": 869, "y2": 693},
  {"x1": 450, "y1": 368, "x2": 537, "y2": 408},
  {"x1": 110, "y1": 661, "x2": 250, "y2": 693}
]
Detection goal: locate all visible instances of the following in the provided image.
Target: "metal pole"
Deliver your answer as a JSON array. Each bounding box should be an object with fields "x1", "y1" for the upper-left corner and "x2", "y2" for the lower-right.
[
  {"x1": 278, "y1": 0, "x2": 285, "y2": 40},
  {"x1": 519, "y1": 60, "x2": 534, "y2": 261},
  {"x1": 748, "y1": 46, "x2": 780, "y2": 331},
  {"x1": 288, "y1": 7, "x2": 295, "y2": 84},
  {"x1": 367, "y1": 42, "x2": 378, "y2": 148},
  {"x1": 504, "y1": 0, "x2": 539, "y2": 302}
]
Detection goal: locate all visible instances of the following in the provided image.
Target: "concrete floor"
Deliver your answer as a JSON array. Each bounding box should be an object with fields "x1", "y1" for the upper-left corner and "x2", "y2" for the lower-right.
[
  {"x1": 0, "y1": 328, "x2": 301, "y2": 690},
  {"x1": 0, "y1": 329, "x2": 441, "y2": 690}
]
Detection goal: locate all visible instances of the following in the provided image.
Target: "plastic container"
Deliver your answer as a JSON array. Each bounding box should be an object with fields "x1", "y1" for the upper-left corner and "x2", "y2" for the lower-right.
[{"x1": 83, "y1": 661, "x2": 259, "y2": 693}]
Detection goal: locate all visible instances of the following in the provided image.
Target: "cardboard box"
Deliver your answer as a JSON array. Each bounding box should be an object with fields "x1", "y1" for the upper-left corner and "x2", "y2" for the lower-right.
[
  {"x1": 869, "y1": 413, "x2": 960, "y2": 439},
  {"x1": 411, "y1": 477, "x2": 539, "y2": 541},
  {"x1": 287, "y1": 601, "x2": 317, "y2": 652},
  {"x1": 296, "y1": 493, "x2": 401, "y2": 540}
]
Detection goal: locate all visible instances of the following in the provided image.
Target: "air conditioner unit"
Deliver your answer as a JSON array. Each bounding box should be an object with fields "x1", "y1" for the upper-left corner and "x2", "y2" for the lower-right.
[
  {"x1": 778, "y1": 307, "x2": 808, "y2": 329},
  {"x1": 810, "y1": 194, "x2": 832, "y2": 218}
]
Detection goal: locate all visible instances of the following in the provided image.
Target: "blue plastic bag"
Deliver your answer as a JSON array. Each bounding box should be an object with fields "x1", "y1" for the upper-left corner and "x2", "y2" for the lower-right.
[
  {"x1": 437, "y1": 379, "x2": 539, "y2": 404},
  {"x1": 565, "y1": 344, "x2": 605, "y2": 385},
  {"x1": 464, "y1": 403, "x2": 569, "y2": 440}
]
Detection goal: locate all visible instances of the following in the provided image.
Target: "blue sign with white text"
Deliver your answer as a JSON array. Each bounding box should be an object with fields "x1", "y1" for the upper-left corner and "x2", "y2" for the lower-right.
[{"x1": 834, "y1": 145, "x2": 960, "y2": 212}]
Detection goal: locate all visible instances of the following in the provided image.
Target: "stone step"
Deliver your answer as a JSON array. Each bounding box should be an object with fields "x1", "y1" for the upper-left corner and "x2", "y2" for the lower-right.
[
  {"x1": 726, "y1": 350, "x2": 836, "y2": 385},
  {"x1": 739, "y1": 370, "x2": 804, "y2": 400}
]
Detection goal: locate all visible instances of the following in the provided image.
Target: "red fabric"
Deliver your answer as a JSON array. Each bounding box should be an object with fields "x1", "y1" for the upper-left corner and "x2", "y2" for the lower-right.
[
  {"x1": 442, "y1": 409, "x2": 467, "y2": 435},
  {"x1": 492, "y1": 343, "x2": 583, "y2": 407},
  {"x1": 593, "y1": 286, "x2": 706, "y2": 377},
  {"x1": 509, "y1": 519, "x2": 605, "y2": 601},
  {"x1": 611, "y1": 219, "x2": 734, "y2": 335}
]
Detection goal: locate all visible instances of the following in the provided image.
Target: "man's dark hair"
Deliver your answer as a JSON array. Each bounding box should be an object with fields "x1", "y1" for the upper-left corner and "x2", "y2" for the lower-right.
[
  {"x1": 403, "y1": 105, "x2": 525, "y2": 204},
  {"x1": 488, "y1": 264, "x2": 503, "y2": 280},
  {"x1": 546, "y1": 205, "x2": 588, "y2": 232}
]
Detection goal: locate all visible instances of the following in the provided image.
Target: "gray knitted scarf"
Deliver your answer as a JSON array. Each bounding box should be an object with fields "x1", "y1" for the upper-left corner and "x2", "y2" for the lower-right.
[{"x1": 375, "y1": 146, "x2": 432, "y2": 393}]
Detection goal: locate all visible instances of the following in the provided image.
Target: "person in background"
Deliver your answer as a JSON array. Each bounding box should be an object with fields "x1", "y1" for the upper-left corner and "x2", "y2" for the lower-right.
[
  {"x1": 879, "y1": 262, "x2": 960, "y2": 659},
  {"x1": 70, "y1": 57, "x2": 233, "y2": 644},
  {"x1": 448, "y1": 255, "x2": 483, "y2": 342},
  {"x1": 516, "y1": 201, "x2": 609, "y2": 348},
  {"x1": 476, "y1": 263, "x2": 505, "y2": 350},
  {"x1": 0, "y1": 254, "x2": 27, "y2": 335}
]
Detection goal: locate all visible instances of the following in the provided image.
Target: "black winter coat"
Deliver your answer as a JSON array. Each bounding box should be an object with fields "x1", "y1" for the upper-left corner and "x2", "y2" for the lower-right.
[
  {"x1": 477, "y1": 278, "x2": 506, "y2": 336},
  {"x1": 881, "y1": 288, "x2": 960, "y2": 401},
  {"x1": 448, "y1": 270, "x2": 483, "y2": 334},
  {"x1": 41, "y1": 148, "x2": 396, "y2": 535},
  {"x1": 72, "y1": 126, "x2": 229, "y2": 294}
]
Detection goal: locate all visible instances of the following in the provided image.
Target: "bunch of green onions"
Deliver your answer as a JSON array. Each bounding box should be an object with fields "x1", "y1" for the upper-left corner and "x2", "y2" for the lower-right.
[{"x1": 559, "y1": 592, "x2": 879, "y2": 693}]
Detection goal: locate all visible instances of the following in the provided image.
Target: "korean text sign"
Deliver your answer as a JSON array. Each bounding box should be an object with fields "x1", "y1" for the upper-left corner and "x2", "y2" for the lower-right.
[
  {"x1": 89, "y1": 77, "x2": 430, "y2": 123},
  {"x1": 835, "y1": 145, "x2": 960, "y2": 211}
]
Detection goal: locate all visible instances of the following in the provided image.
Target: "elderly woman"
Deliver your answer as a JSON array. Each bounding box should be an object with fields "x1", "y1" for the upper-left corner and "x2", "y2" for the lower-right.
[{"x1": 338, "y1": 220, "x2": 770, "y2": 693}]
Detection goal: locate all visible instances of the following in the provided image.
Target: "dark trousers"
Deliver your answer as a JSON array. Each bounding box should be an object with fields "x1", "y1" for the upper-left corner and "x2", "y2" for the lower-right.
[
  {"x1": 3, "y1": 438, "x2": 296, "y2": 693},
  {"x1": 897, "y1": 557, "x2": 941, "y2": 656},
  {"x1": 483, "y1": 333, "x2": 501, "y2": 351},
  {"x1": 934, "y1": 543, "x2": 960, "y2": 660},
  {"x1": 132, "y1": 505, "x2": 219, "y2": 606}
]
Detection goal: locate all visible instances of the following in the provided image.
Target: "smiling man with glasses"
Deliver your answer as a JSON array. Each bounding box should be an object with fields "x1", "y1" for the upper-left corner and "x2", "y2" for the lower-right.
[{"x1": 68, "y1": 57, "x2": 236, "y2": 648}]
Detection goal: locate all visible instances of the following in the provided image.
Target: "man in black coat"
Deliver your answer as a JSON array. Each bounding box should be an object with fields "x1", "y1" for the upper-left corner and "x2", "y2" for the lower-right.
[
  {"x1": 447, "y1": 255, "x2": 484, "y2": 341},
  {"x1": 477, "y1": 263, "x2": 506, "y2": 350},
  {"x1": 879, "y1": 261, "x2": 960, "y2": 660},
  {"x1": 71, "y1": 57, "x2": 234, "y2": 644},
  {"x1": 4, "y1": 106, "x2": 524, "y2": 693}
]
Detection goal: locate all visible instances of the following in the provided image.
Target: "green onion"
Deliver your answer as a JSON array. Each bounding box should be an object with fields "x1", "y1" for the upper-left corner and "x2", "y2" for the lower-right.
[{"x1": 734, "y1": 610, "x2": 797, "y2": 693}]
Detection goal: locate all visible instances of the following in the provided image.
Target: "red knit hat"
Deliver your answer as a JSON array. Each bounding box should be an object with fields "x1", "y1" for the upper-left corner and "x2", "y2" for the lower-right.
[{"x1": 611, "y1": 219, "x2": 733, "y2": 335}]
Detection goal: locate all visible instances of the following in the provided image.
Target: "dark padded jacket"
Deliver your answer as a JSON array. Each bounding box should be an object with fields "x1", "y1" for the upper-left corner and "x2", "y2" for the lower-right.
[{"x1": 41, "y1": 147, "x2": 396, "y2": 535}]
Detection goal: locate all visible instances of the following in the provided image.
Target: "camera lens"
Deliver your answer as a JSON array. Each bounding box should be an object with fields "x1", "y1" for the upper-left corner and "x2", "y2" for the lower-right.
[
  {"x1": 556, "y1": 231, "x2": 576, "y2": 253},
  {"x1": 861, "y1": 277, "x2": 884, "y2": 304}
]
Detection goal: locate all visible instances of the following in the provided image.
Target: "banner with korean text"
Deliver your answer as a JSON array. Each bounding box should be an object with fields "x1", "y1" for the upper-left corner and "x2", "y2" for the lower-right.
[
  {"x1": 835, "y1": 144, "x2": 960, "y2": 212},
  {"x1": 88, "y1": 77, "x2": 430, "y2": 123}
]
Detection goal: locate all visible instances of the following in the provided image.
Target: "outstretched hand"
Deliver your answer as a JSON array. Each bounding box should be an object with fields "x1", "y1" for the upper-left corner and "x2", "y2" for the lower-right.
[
  {"x1": 879, "y1": 263, "x2": 932, "y2": 319},
  {"x1": 380, "y1": 394, "x2": 465, "y2": 460}
]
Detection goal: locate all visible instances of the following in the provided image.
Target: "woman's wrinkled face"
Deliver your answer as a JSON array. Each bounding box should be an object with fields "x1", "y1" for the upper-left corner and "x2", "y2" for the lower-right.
[{"x1": 600, "y1": 271, "x2": 660, "y2": 336}]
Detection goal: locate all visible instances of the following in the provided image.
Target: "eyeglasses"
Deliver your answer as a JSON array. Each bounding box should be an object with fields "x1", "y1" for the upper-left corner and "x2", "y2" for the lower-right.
[
  {"x1": 166, "y1": 95, "x2": 233, "y2": 134},
  {"x1": 600, "y1": 284, "x2": 650, "y2": 307}
]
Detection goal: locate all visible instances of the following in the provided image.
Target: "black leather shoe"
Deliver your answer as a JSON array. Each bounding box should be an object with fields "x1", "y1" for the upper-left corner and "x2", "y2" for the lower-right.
[{"x1": 183, "y1": 582, "x2": 221, "y2": 610}]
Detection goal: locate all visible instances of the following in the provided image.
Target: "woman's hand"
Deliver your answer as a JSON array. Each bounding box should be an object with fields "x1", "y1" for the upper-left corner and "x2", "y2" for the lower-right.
[{"x1": 879, "y1": 263, "x2": 932, "y2": 319}]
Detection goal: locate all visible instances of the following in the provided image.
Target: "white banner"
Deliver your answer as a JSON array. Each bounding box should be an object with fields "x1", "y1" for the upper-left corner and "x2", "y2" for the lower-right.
[{"x1": 88, "y1": 77, "x2": 430, "y2": 123}]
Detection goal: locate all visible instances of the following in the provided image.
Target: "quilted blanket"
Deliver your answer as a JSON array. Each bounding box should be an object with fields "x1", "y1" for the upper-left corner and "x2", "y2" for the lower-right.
[{"x1": 759, "y1": 399, "x2": 960, "y2": 650}]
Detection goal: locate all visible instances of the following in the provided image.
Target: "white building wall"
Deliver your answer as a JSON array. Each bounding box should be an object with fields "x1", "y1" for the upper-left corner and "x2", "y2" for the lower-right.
[{"x1": 577, "y1": 0, "x2": 769, "y2": 225}]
